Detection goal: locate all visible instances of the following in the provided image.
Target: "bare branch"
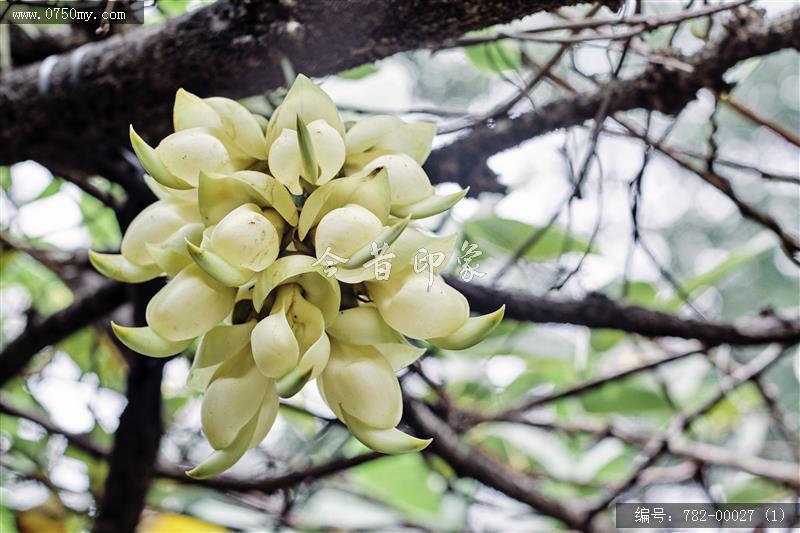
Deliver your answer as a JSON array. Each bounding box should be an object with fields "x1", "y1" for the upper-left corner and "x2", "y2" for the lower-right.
[
  {"x1": 426, "y1": 8, "x2": 800, "y2": 189},
  {"x1": 447, "y1": 276, "x2": 800, "y2": 346}
]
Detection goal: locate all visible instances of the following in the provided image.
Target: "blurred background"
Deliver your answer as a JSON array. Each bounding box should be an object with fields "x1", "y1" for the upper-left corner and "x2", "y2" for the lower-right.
[{"x1": 0, "y1": 0, "x2": 798, "y2": 531}]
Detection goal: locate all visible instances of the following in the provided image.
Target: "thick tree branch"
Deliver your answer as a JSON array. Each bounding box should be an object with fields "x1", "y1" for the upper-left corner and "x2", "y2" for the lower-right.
[
  {"x1": 0, "y1": 0, "x2": 615, "y2": 180},
  {"x1": 92, "y1": 280, "x2": 163, "y2": 533},
  {"x1": 425, "y1": 9, "x2": 800, "y2": 187},
  {"x1": 448, "y1": 276, "x2": 800, "y2": 346},
  {"x1": 0, "y1": 277, "x2": 126, "y2": 387},
  {"x1": 404, "y1": 398, "x2": 586, "y2": 529}
]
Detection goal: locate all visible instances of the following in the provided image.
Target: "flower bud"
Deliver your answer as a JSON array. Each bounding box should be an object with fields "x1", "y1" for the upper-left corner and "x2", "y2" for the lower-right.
[
  {"x1": 208, "y1": 204, "x2": 280, "y2": 272},
  {"x1": 155, "y1": 128, "x2": 238, "y2": 187}
]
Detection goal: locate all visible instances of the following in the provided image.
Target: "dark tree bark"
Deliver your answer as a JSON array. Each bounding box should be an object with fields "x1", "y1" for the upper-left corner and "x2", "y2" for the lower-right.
[
  {"x1": 0, "y1": 0, "x2": 617, "y2": 178},
  {"x1": 92, "y1": 280, "x2": 165, "y2": 533}
]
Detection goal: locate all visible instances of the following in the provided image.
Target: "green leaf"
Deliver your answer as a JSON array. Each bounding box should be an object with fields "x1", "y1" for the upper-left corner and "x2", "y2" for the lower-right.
[
  {"x1": 352, "y1": 454, "x2": 442, "y2": 521},
  {"x1": 462, "y1": 216, "x2": 594, "y2": 261},
  {"x1": 690, "y1": 17, "x2": 710, "y2": 40},
  {"x1": 464, "y1": 31, "x2": 521, "y2": 73},
  {"x1": 58, "y1": 329, "x2": 126, "y2": 391},
  {"x1": 0, "y1": 504, "x2": 18, "y2": 533},
  {"x1": 0, "y1": 166, "x2": 11, "y2": 191},
  {"x1": 726, "y1": 477, "x2": 789, "y2": 503},
  {"x1": 501, "y1": 357, "x2": 578, "y2": 403},
  {"x1": 661, "y1": 237, "x2": 773, "y2": 312},
  {"x1": 0, "y1": 252, "x2": 73, "y2": 315},
  {"x1": 580, "y1": 379, "x2": 672, "y2": 414},
  {"x1": 79, "y1": 193, "x2": 121, "y2": 249},
  {"x1": 339, "y1": 63, "x2": 378, "y2": 80},
  {"x1": 28, "y1": 179, "x2": 62, "y2": 204},
  {"x1": 589, "y1": 329, "x2": 625, "y2": 353},
  {"x1": 625, "y1": 281, "x2": 659, "y2": 307}
]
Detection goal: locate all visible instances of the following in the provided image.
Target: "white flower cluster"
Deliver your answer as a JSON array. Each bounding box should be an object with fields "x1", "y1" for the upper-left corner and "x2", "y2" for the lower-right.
[{"x1": 90, "y1": 75, "x2": 504, "y2": 478}]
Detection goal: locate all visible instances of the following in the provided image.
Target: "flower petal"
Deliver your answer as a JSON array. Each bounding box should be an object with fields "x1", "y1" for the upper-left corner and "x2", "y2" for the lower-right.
[
  {"x1": 206, "y1": 96, "x2": 269, "y2": 159},
  {"x1": 391, "y1": 187, "x2": 469, "y2": 219},
  {"x1": 111, "y1": 323, "x2": 192, "y2": 357},
  {"x1": 362, "y1": 154, "x2": 432, "y2": 207},
  {"x1": 186, "y1": 240, "x2": 254, "y2": 287},
  {"x1": 318, "y1": 340, "x2": 401, "y2": 429},
  {"x1": 266, "y1": 74, "x2": 344, "y2": 149},
  {"x1": 145, "y1": 222, "x2": 204, "y2": 277},
  {"x1": 187, "y1": 410, "x2": 258, "y2": 479},
  {"x1": 267, "y1": 128, "x2": 303, "y2": 195},
  {"x1": 369, "y1": 273, "x2": 468, "y2": 340},
  {"x1": 188, "y1": 321, "x2": 256, "y2": 390},
  {"x1": 173, "y1": 89, "x2": 223, "y2": 132},
  {"x1": 251, "y1": 309, "x2": 299, "y2": 379},
  {"x1": 248, "y1": 381, "x2": 279, "y2": 448},
  {"x1": 428, "y1": 306, "x2": 505, "y2": 350},
  {"x1": 146, "y1": 264, "x2": 236, "y2": 341},
  {"x1": 342, "y1": 408, "x2": 431, "y2": 454},
  {"x1": 315, "y1": 204, "x2": 383, "y2": 261},
  {"x1": 327, "y1": 305, "x2": 403, "y2": 345},
  {"x1": 120, "y1": 199, "x2": 199, "y2": 266},
  {"x1": 308, "y1": 119, "x2": 345, "y2": 185},
  {"x1": 156, "y1": 128, "x2": 235, "y2": 186},
  {"x1": 88, "y1": 251, "x2": 161, "y2": 283},
  {"x1": 209, "y1": 204, "x2": 280, "y2": 272},
  {"x1": 375, "y1": 342, "x2": 426, "y2": 372},
  {"x1": 201, "y1": 347, "x2": 268, "y2": 450}
]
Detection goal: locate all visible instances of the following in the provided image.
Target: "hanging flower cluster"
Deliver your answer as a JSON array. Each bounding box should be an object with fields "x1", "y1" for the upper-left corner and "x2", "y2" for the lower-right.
[{"x1": 90, "y1": 75, "x2": 504, "y2": 479}]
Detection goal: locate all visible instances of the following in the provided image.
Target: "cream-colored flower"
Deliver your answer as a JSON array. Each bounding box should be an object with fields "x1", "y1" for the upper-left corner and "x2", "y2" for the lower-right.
[
  {"x1": 145, "y1": 263, "x2": 236, "y2": 342},
  {"x1": 89, "y1": 77, "x2": 507, "y2": 478},
  {"x1": 345, "y1": 115, "x2": 436, "y2": 171},
  {"x1": 318, "y1": 338, "x2": 430, "y2": 454},
  {"x1": 268, "y1": 118, "x2": 345, "y2": 194},
  {"x1": 360, "y1": 154, "x2": 469, "y2": 219},
  {"x1": 251, "y1": 284, "x2": 331, "y2": 397},
  {"x1": 89, "y1": 198, "x2": 201, "y2": 283}
]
